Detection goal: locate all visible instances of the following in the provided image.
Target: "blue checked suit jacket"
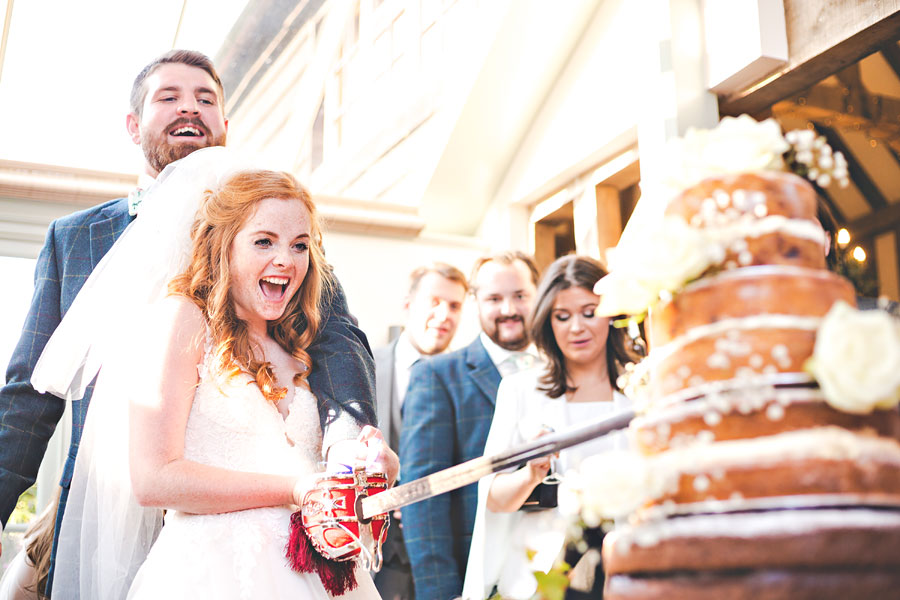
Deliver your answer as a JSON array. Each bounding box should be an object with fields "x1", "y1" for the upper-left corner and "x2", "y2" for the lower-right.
[
  {"x1": 399, "y1": 337, "x2": 501, "y2": 600},
  {"x1": 0, "y1": 197, "x2": 375, "y2": 589}
]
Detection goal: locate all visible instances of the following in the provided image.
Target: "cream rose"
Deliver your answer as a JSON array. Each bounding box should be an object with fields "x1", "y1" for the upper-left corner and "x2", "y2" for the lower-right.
[
  {"x1": 595, "y1": 216, "x2": 723, "y2": 316},
  {"x1": 560, "y1": 452, "x2": 672, "y2": 525},
  {"x1": 664, "y1": 115, "x2": 789, "y2": 190},
  {"x1": 594, "y1": 271, "x2": 658, "y2": 317},
  {"x1": 805, "y1": 301, "x2": 900, "y2": 414}
]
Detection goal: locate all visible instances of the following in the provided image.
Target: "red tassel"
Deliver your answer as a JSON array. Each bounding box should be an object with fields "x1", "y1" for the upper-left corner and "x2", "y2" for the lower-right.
[{"x1": 286, "y1": 511, "x2": 358, "y2": 596}]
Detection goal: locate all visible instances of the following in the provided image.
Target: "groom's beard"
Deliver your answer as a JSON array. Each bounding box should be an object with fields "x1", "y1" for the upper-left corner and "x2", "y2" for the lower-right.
[{"x1": 142, "y1": 118, "x2": 227, "y2": 174}]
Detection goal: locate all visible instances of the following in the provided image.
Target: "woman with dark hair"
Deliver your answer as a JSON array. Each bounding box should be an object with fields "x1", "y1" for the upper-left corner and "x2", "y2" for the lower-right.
[{"x1": 463, "y1": 254, "x2": 634, "y2": 600}]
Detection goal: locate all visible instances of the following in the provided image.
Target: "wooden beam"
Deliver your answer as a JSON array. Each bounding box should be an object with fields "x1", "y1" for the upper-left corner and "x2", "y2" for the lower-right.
[
  {"x1": 594, "y1": 185, "x2": 622, "y2": 265},
  {"x1": 777, "y1": 84, "x2": 900, "y2": 137},
  {"x1": 773, "y1": 100, "x2": 900, "y2": 158},
  {"x1": 879, "y1": 41, "x2": 900, "y2": 81},
  {"x1": 875, "y1": 230, "x2": 900, "y2": 301},
  {"x1": 0, "y1": 159, "x2": 137, "y2": 206},
  {"x1": 833, "y1": 63, "x2": 875, "y2": 121},
  {"x1": 720, "y1": 7, "x2": 900, "y2": 117},
  {"x1": 887, "y1": 143, "x2": 900, "y2": 173},
  {"x1": 813, "y1": 122, "x2": 888, "y2": 211},
  {"x1": 847, "y1": 201, "x2": 900, "y2": 239}
]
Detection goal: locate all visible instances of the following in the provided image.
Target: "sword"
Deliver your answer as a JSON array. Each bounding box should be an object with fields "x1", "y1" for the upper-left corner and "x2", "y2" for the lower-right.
[{"x1": 358, "y1": 409, "x2": 635, "y2": 521}]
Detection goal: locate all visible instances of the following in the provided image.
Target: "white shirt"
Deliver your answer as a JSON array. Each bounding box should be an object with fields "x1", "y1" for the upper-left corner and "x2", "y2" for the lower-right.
[
  {"x1": 479, "y1": 332, "x2": 539, "y2": 377},
  {"x1": 392, "y1": 332, "x2": 423, "y2": 408},
  {"x1": 463, "y1": 368, "x2": 632, "y2": 600}
]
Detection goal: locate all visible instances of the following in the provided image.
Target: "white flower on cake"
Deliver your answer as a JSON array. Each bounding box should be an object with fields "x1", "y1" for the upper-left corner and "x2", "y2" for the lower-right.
[
  {"x1": 558, "y1": 451, "x2": 672, "y2": 525},
  {"x1": 663, "y1": 115, "x2": 789, "y2": 191},
  {"x1": 595, "y1": 115, "x2": 849, "y2": 318},
  {"x1": 805, "y1": 301, "x2": 900, "y2": 414},
  {"x1": 595, "y1": 216, "x2": 724, "y2": 317}
]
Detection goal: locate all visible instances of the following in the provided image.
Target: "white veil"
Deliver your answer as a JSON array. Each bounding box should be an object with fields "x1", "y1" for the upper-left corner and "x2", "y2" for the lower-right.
[{"x1": 31, "y1": 146, "x2": 260, "y2": 599}]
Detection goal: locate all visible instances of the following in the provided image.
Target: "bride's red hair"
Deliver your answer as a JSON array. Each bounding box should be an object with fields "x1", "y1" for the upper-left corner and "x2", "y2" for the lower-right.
[{"x1": 168, "y1": 170, "x2": 333, "y2": 403}]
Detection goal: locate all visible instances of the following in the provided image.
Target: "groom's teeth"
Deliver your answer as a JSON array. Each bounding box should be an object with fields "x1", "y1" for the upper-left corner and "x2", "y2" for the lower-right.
[{"x1": 172, "y1": 126, "x2": 201, "y2": 136}]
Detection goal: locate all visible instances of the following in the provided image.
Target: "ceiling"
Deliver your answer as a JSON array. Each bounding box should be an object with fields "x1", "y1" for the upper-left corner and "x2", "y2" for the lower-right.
[
  {"x1": 2, "y1": 0, "x2": 898, "y2": 250},
  {"x1": 770, "y1": 43, "x2": 900, "y2": 245}
]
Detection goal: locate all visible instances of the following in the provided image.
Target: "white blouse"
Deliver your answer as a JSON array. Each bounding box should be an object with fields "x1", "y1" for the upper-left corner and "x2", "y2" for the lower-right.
[{"x1": 462, "y1": 366, "x2": 631, "y2": 600}]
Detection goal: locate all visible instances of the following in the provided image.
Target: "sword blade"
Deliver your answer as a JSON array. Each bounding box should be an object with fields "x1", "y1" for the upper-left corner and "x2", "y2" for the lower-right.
[{"x1": 360, "y1": 408, "x2": 634, "y2": 520}]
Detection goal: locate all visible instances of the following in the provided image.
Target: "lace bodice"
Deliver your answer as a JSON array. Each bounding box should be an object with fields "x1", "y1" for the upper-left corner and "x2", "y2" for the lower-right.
[{"x1": 186, "y1": 348, "x2": 323, "y2": 476}]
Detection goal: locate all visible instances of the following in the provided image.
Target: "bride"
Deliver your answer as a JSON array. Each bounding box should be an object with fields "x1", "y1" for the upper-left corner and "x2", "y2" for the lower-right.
[{"x1": 31, "y1": 147, "x2": 394, "y2": 599}]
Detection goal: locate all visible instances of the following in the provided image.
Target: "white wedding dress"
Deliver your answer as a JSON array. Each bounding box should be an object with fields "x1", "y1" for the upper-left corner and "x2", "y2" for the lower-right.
[{"x1": 126, "y1": 338, "x2": 380, "y2": 599}]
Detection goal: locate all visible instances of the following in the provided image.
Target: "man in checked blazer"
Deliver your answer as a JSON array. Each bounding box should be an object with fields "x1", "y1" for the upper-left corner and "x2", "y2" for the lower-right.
[
  {"x1": 0, "y1": 49, "x2": 376, "y2": 591},
  {"x1": 399, "y1": 251, "x2": 540, "y2": 600},
  {"x1": 374, "y1": 262, "x2": 468, "y2": 600}
]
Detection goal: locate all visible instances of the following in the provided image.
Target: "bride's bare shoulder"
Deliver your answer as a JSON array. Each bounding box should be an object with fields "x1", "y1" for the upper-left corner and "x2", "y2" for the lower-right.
[
  {"x1": 145, "y1": 296, "x2": 207, "y2": 347},
  {"x1": 157, "y1": 294, "x2": 203, "y2": 320}
]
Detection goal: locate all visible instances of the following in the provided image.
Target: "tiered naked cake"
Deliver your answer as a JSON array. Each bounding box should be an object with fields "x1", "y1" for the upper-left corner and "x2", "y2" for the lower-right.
[{"x1": 599, "y1": 168, "x2": 900, "y2": 599}]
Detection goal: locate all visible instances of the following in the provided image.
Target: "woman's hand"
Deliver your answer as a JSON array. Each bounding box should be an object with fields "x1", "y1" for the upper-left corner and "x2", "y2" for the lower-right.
[
  {"x1": 357, "y1": 426, "x2": 400, "y2": 486},
  {"x1": 526, "y1": 454, "x2": 552, "y2": 484},
  {"x1": 525, "y1": 427, "x2": 554, "y2": 483},
  {"x1": 325, "y1": 426, "x2": 400, "y2": 486},
  {"x1": 291, "y1": 472, "x2": 320, "y2": 507},
  {"x1": 486, "y1": 428, "x2": 556, "y2": 513}
]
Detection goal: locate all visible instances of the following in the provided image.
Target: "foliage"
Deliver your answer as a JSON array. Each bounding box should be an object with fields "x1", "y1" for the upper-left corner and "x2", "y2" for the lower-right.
[
  {"x1": 11, "y1": 484, "x2": 37, "y2": 525},
  {"x1": 836, "y1": 247, "x2": 879, "y2": 298},
  {"x1": 532, "y1": 560, "x2": 571, "y2": 600}
]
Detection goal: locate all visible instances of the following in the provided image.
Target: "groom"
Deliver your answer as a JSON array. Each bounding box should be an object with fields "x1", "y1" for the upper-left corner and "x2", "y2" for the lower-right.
[{"x1": 0, "y1": 49, "x2": 377, "y2": 592}]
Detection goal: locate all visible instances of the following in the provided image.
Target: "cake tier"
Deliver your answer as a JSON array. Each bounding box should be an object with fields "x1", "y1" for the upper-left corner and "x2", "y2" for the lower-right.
[
  {"x1": 603, "y1": 508, "x2": 900, "y2": 575},
  {"x1": 631, "y1": 387, "x2": 900, "y2": 455},
  {"x1": 667, "y1": 172, "x2": 818, "y2": 223},
  {"x1": 647, "y1": 266, "x2": 855, "y2": 348},
  {"x1": 666, "y1": 172, "x2": 827, "y2": 271},
  {"x1": 605, "y1": 569, "x2": 900, "y2": 600},
  {"x1": 648, "y1": 319, "x2": 820, "y2": 399},
  {"x1": 639, "y1": 428, "x2": 900, "y2": 513}
]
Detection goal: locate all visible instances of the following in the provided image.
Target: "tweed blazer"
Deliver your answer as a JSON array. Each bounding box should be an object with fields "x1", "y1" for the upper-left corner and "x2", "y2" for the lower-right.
[
  {"x1": 0, "y1": 196, "x2": 376, "y2": 586},
  {"x1": 399, "y1": 337, "x2": 501, "y2": 600}
]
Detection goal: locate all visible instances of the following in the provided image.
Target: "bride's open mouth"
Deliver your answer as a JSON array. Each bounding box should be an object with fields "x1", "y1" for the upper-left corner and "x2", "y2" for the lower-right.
[{"x1": 260, "y1": 276, "x2": 289, "y2": 301}]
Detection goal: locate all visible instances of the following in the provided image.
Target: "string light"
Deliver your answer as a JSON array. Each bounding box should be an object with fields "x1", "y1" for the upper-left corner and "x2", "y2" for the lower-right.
[
  {"x1": 836, "y1": 228, "x2": 850, "y2": 247},
  {"x1": 852, "y1": 246, "x2": 867, "y2": 262}
]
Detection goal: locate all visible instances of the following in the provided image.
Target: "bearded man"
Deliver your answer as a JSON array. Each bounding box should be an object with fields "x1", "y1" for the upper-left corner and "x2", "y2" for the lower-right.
[
  {"x1": 398, "y1": 251, "x2": 540, "y2": 600},
  {"x1": 0, "y1": 49, "x2": 376, "y2": 595}
]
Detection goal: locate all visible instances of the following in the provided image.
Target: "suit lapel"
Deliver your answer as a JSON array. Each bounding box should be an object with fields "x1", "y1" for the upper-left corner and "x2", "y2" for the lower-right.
[
  {"x1": 465, "y1": 338, "x2": 501, "y2": 406},
  {"x1": 89, "y1": 199, "x2": 133, "y2": 269}
]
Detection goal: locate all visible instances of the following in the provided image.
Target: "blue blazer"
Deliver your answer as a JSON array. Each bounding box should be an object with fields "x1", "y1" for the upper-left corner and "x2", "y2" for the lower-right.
[
  {"x1": 0, "y1": 197, "x2": 375, "y2": 589},
  {"x1": 399, "y1": 337, "x2": 501, "y2": 600}
]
